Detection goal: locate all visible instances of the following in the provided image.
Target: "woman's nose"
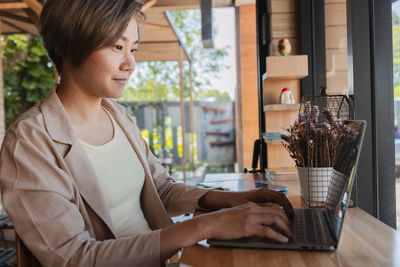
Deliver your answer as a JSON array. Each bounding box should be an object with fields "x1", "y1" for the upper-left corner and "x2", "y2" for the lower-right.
[{"x1": 121, "y1": 53, "x2": 135, "y2": 72}]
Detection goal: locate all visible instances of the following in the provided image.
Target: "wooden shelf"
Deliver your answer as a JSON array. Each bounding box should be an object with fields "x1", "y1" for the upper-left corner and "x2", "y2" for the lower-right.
[
  {"x1": 263, "y1": 55, "x2": 308, "y2": 80},
  {"x1": 264, "y1": 103, "x2": 300, "y2": 112}
]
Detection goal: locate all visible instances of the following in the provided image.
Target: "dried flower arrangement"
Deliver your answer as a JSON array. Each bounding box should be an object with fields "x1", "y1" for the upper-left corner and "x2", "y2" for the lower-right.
[{"x1": 281, "y1": 102, "x2": 360, "y2": 171}]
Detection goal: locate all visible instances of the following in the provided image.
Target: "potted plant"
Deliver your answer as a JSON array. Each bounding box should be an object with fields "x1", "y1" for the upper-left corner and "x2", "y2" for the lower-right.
[{"x1": 280, "y1": 102, "x2": 353, "y2": 206}]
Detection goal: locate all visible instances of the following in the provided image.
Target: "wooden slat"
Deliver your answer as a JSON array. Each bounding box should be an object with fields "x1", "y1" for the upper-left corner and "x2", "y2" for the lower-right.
[
  {"x1": 2, "y1": 17, "x2": 38, "y2": 35},
  {"x1": 0, "y1": 2, "x2": 28, "y2": 10},
  {"x1": 264, "y1": 103, "x2": 299, "y2": 111},
  {"x1": 234, "y1": 0, "x2": 255, "y2": 6},
  {"x1": 142, "y1": 0, "x2": 157, "y2": 11},
  {"x1": 325, "y1": 2, "x2": 346, "y2": 26},
  {"x1": 135, "y1": 41, "x2": 188, "y2": 61},
  {"x1": 327, "y1": 70, "x2": 348, "y2": 95},
  {"x1": 23, "y1": 7, "x2": 39, "y2": 26},
  {"x1": 0, "y1": 10, "x2": 30, "y2": 23},
  {"x1": 325, "y1": 0, "x2": 346, "y2": 3},
  {"x1": 140, "y1": 25, "x2": 177, "y2": 42},
  {"x1": 325, "y1": 26, "x2": 347, "y2": 49},
  {"x1": 326, "y1": 48, "x2": 348, "y2": 72},
  {"x1": 268, "y1": 0, "x2": 298, "y2": 14},
  {"x1": 270, "y1": 13, "x2": 299, "y2": 38},
  {"x1": 22, "y1": 0, "x2": 42, "y2": 16}
]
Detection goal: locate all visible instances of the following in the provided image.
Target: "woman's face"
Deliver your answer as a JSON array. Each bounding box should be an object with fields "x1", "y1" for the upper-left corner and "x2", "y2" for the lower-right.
[{"x1": 73, "y1": 19, "x2": 139, "y2": 99}]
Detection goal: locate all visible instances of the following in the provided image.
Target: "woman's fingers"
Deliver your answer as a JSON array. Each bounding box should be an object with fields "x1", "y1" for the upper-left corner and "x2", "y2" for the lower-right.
[
  {"x1": 249, "y1": 212, "x2": 292, "y2": 238},
  {"x1": 257, "y1": 189, "x2": 294, "y2": 217},
  {"x1": 244, "y1": 204, "x2": 292, "y2": 238},
  {"x1": 251, "y1": 225, "x2": 289, "y2": 243},
  {"x1": 253, "y1": 203, "x2": 291, "y2": 226}
]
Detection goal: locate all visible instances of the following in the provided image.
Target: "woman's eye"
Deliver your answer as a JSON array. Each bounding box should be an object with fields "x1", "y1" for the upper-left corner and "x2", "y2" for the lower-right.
[
  {"x1": 131, "y1": 48, "x2": 137, "y2": 53},
  {"x1": 114, "y1": 45, "x2": 123, "y2": 50}
]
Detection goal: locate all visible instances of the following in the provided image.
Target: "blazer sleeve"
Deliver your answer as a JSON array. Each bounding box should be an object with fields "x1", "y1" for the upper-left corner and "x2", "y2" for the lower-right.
[
  {"x1": 127, "y1": 115, "x2": 215, "y2": 217},
  {"x1": 0, "y1": 127, "x2": 162, "y2": 267}
]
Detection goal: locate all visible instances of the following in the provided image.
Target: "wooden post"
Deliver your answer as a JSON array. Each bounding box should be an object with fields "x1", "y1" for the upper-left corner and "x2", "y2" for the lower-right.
[
  {"x1": 179, "y1": 47, "x2": 186, "y2": 183},
  {"x1": 0, "y1": 19, "x2": 5, "y2": 144},
  {"x1": 189, "y1": 63, "x2": 195, "y2": 173}
]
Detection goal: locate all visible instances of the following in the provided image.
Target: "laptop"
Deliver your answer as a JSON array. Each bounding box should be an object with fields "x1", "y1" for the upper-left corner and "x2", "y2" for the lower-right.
[{"x1": 207, "y1": 120, "x2": 366, "y2": 251}]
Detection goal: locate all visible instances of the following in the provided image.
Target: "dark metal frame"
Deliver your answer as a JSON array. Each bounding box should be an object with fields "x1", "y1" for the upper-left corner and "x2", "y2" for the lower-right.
[
  {"x1": 299, "y1": 0, "x2": 327, "y2": 96},
  {"x1": 347, "y1": 0, "x2": 396, "y2": 228}
]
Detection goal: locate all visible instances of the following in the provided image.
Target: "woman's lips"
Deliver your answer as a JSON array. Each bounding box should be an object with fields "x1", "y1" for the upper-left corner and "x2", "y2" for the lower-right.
[{"x1": 113, "y1": 78, "x2": 128, "y2": 86}]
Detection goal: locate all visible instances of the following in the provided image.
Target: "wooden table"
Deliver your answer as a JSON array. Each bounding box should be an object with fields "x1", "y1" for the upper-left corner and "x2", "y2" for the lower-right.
[{"x1": 179, "y1": 173, "x2": 400, "y2": 267}]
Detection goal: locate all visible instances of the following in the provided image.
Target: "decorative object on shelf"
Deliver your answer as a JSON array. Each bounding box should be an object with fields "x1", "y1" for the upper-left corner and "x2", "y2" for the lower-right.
[
  {"x1": 278, "y1": 38, "x2": 291, "y2": 56},
  {"x1": 280, "y1": 88, "x2": 295, "y2": 104},
  {"x1": 280, "y1": 103, "x2": 360, "y2": 207}
]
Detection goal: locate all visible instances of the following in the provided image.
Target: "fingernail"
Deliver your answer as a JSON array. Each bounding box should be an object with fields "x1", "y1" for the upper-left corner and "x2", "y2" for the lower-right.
[{"x1": 281, "y1": 236, "x2": 289, "y2": 243}]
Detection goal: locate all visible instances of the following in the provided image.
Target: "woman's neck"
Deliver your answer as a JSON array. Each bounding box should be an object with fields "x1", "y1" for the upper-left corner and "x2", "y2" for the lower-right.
[{"x1": 57, "y1": 77, "x2": 104, "y2": 123}]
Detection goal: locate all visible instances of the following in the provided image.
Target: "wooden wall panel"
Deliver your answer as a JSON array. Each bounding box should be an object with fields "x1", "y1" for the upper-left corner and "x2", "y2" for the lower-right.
[
  {"x1": 326, "y1": 48, "x2": 348, "y2": 72},
  {"x1": 325, "y1": 1, "x2": 348, "y2": 95},
  {"x1": 267, "y1": 145, "x2": 296, "y2": 168},
  {"x1": 325, "y1": 26, "x2": 347, "y2": 49},
  {"x1": 263, "y1": 79, "x2": 300, "y2": 104},
  {"x1": 327, "y1": 71, "x2": 348, "y2": 94},
  {"x1": 265, "y1": 110, "x2": 298, "y2": 133},
  {"x1": 268, "y1": 0, "x2": 300, "y2": 56},
  {"x1": 325, "y1": 3, "x2": 346, "y2": 26},
  {"x1": 268, "y1": 0, "x2": 298, "y2": 14},
  {"x1": 238, "y1": 4, "x2": 259, "y2": 169},
  {"x1": 270, "y1": 13, "x2": 299, "y2": 39}
]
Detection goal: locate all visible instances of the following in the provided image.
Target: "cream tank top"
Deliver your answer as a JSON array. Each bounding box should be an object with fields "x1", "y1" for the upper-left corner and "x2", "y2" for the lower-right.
[{"x1": 79, "y1": 108, "x2": 151, "y2": 237}]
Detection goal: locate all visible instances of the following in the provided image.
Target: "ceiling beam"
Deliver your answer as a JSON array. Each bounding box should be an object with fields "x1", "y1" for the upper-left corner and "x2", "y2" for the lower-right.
[
  {"x1": 0, "y1": 11, "x2": 31, "y2": 23},
  {"x1": 2, "y1": 18, "x2": 37, "y2": 35},
  {"x1": 142, "y1": 0, "x2": 157, "y2": 12},
  {"x1": 22, "y1": 0, "x2": 43, "y2": 16},
  {"x1": 24, "y1": 8, "x2": 39, "y2": 26},
  {"x1": 0, "y1": 3, "x2": 29, "y2": 10},
  {"x1": 145, "y1": 22, "x2": 170, "y2": 30}
]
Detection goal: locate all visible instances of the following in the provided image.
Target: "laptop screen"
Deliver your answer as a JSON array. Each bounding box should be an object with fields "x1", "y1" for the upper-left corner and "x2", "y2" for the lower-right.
[{"x1": 324, "y1": 120, "x2": 366, "y2": 243}]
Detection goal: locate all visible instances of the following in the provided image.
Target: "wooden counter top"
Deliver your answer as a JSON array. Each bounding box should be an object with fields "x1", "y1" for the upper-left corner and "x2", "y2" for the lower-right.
[{"x1": 179, "y1": 174, "x2": 400, "y2": 267}]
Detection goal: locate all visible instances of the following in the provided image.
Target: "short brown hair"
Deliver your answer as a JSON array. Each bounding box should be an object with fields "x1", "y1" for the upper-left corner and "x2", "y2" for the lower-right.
[{"x1": 39, "y1": 0, "x2": 144, "y2": 74}]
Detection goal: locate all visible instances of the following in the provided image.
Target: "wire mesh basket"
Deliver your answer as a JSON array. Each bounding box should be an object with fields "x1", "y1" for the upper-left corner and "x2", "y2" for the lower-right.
[
  {"x1": 298, "y1": 87, "x2": 355, "y2": 207},
  {"x1": 299, "y1": 87, "x2": 353, "y2": 122}
]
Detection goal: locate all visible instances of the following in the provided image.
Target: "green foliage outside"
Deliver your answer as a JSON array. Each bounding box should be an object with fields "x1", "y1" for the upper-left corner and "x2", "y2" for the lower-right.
[
  {"x1": 2, "y1": 34, "x2": 55, "y2": 128},
  {"x1": 1, "y1": 10, "x2": 231, "y2": 127},
  {"x1": 121, "y1": 9, "x2": 231, "y2": 102}
]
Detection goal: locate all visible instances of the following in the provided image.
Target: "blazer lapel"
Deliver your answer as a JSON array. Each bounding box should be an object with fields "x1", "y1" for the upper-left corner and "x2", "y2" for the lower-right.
[{"x1": 41, "y1": 89, "x2": 117, "y2": 237}]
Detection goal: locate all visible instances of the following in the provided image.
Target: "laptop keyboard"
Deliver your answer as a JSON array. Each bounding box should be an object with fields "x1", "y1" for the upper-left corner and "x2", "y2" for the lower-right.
[{"x1": 293, "y1": 209, "x2": 327, "y2": 244}]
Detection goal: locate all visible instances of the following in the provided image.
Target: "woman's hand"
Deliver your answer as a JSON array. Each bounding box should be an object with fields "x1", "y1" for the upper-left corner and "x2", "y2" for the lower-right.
[
  {"x1": 198, "y1": 188, "x2": 294, "y2": 218},
  {"x1": 200, "y1": 202, "x2": 292, "y2": 243},
  {"x1": 161, "y1": 193, "x2": 293, "y2": 261}
]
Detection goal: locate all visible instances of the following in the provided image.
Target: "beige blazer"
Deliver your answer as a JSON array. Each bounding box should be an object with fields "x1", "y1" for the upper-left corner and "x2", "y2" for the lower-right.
[{"x1": 0, "y1": 89, "x2": 212, "y2": 267}]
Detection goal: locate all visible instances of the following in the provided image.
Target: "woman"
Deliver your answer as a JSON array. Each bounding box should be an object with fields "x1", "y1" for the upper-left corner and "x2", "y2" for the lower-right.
[{"x1": 0, "y1": 0, "x2": 293, "y2": 266}]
